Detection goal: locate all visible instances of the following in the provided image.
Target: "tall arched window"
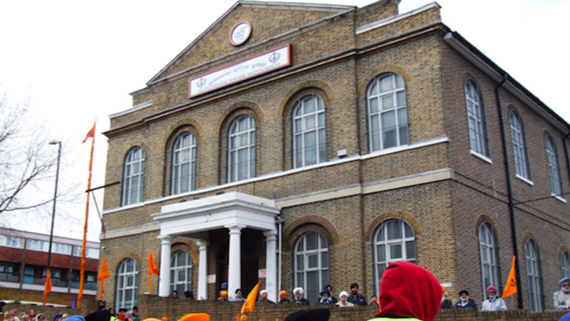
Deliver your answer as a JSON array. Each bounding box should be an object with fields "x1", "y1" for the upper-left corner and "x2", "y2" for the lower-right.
[
  {"x1": 525, "y1": 239, "x2": 544, "y2": 312},
  {"x1": 122, "y1": 147, "x2": 145, "y2": 206},
  {"x1": 561, "y1": 251, "x2": 570, "y2": 278},
  {"x1": 509, "y1": 110, "x2": 531, "y2": 180},
  {"x1": 293, "y1": 231, "x2": 329, "y2": 302},
  {"x1": 292, "y1": 95, "x2": 326, "y2": 168},
  {"x1": 228, "y1": 115, "x2": 255, "y2": 182},
  {"x1": 479, "y1": 222, "x2": 502, "y2": 298},
  {"x1": 170, "y1": 250, "x2": 193, "y2": 294},
  {"x1": 372, "y1": 219, "x2": 416, "y2": 295},
  {"x1": 115, "y1": 257, "x2": 139, "y2": 310},
  {"x1": 545, "y1": 135, "x2": 564, "y2": 198},
  {"x1": 367, "y1": 72, "x2": 408, "y2": 152},
  {"x1": 171, "y1": 132, "x2": 197, "y2": 194},
  {"x1": 465, "y1": 78, "x2": 490, "y2": 157}
]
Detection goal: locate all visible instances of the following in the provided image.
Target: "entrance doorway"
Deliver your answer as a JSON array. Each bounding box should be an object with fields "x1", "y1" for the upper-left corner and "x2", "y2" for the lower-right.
[{"x1": 216, "y1": 233, "x2": 259, "y2": 297}]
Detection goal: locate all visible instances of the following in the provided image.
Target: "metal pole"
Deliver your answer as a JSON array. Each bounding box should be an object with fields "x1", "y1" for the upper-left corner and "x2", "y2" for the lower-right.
[{"x1": 47, "y1": 141, "x2": 62, "y2": 271}]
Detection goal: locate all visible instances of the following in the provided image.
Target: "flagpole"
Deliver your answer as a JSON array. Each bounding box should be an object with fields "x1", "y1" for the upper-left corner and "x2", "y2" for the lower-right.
[{"x1": 78, "y1": 122, "x2": 96, "y2": 308}]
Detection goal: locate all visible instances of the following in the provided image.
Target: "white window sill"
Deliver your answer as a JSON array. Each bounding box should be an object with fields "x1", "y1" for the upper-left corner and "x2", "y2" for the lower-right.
[
  {"x1": 515, "y1": 175, "x2": 533, "y2": 186},
  {"x1": 470, "y1": 150, "x2": 492, "y2": 164}
]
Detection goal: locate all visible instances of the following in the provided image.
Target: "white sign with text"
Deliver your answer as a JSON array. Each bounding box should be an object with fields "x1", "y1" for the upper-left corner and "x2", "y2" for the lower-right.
[{"x1": 189, "y1": 44, "x2": 292, "y2": 98}]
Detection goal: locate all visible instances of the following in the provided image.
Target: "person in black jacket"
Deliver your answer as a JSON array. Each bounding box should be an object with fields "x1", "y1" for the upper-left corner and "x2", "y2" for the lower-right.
[
  {"x1": 453, "y1": 290, "x2": 478, "y2": 310},
  {"x1": 347, "y1": 283, "x2": 367, "y2": 305},
  {"x1": 293, "y1": 287, "x2": 310, "y2": 305}
]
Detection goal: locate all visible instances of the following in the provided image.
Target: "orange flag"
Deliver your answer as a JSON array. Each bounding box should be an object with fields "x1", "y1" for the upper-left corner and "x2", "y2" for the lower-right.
[
  {"x1": 98, "y1": 258, "x2": 111, "y2": 299},
  {"x1": 241, "y1": 281, "x2": 261, "y2": 315},
  {"x1": 501, "y1": 256, "x2": 517, "y2": 299},
  {"x1": 82, "y1": 122, "x2": 96, "y2": 143},
  {"x1": 43, "y1": 269, "x2": 52, "y2": 305},
  {"x1": 149, "y1": 252, "x2": 159, "y2": 293}
]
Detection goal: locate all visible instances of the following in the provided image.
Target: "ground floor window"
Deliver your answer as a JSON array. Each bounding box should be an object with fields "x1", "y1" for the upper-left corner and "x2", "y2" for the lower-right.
[
  {"x1": 115, "y1": 257, "x2": 139, "y2": 310},
  {"x1": 293, "y1": 231, "x2": 329, "y2": 302}
]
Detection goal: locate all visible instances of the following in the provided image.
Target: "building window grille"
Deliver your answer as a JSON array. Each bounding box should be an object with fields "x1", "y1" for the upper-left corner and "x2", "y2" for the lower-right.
[
  {"x1": 525, "y1": 239, "x2": 544, "y2": 312},
  {"x1": 561, "y1": 251, "x2": 570, "y2": 278},
  {"x1": 172, "y1": 132, "x2": 197, "y2": 194},
  {"x1": 293, "y1": 231, "x2": 329, "y2": 302},
  {"x1": 121, "y1": 147, "x2": 145, "y2": 206},
  {"x1": 292, "y1": 95, "x2": 326, "y2": 168},
  {"x1": 115, "y1": 257, "x2": 139, "y2": 310},
  {"x1": 228, "y1": 115, "x2": 255, "y2": 182},
  {"x1": 545, "y1": 135, "x2": 564, "y2": 198},
  {"x1": 465, "y1": 78, "x2": 490, "y2": 157},
  {"x1": 478, "y1": 222, "x2": 502, "y2": 298},
  {"x1": 170, "y1": 250, "x2": 193, "y2": 294},
  {"x1": 509, "y1": 110, "x2": 531, "y2": 180}
]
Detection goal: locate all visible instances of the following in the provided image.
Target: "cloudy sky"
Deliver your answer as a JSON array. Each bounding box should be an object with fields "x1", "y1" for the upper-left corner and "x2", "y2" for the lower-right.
[{"x1": 0, "y1": 0, "x2": 568, "y2": 241}]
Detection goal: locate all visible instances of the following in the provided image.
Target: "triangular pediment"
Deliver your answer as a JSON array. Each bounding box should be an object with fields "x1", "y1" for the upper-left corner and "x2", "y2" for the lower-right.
[{"x1": 148, "y1": 0, "x2": 354, "y2": 85}]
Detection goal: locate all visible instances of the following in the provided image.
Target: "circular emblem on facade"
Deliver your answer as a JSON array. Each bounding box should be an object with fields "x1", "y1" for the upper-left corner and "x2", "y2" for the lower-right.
[{"x1": 230, "y1": 21, "x2": 252, "y2": 46}]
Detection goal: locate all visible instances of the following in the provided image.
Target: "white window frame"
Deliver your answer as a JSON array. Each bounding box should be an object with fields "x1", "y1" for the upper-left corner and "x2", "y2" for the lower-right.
[
  {"x1": 478, "y1": 222, "x2": 502, "y2": 299},
  {"x1": 367, "y1": 72, "x2": 409, "y2": 152},
  {"x1": 293, "y1": 231, "x2": 329, "y2": 302},
  {"x1": 171, "y1": 132, "x2": 197, "y2": 194},
  {"x1": 465, "y1": 78, "x2": 490, "y2": 157},
  {"x1": 525, "y1": 239, "x2": 544, "y2": 312},
  {"x1": 561, "y1": 251, "x2": 570, "y2": 278},
  {"x1": 545, "y1": 135, "x2": 564, "y2": 198},
  {"x1": 292, "y1": 95, "x2": 326, "y2": 168},
  {"x1": 228, "y1": 115, "x2": 255, "y2": 182},
  {"x1": 509, "y1": 110, "x2": 531, "y2": 180},
  {"x1": 26, "y1": 239, "x2": 46, "y2": 251},
  {"x1": 170, "y1": 250, "x2": 193, "y2": 294},
  {"x1": 122, "y1": 147, "x2": 145, "y2": 206},
  {"x1": 115, "y1": 257, "x2": 139, "y2": 310},
  {"x1": 0, "y1": 235, "x2": 24, "y2": 248},
  {"x1": 372, "y1": 219, "x2": 416, "y2": 296}
]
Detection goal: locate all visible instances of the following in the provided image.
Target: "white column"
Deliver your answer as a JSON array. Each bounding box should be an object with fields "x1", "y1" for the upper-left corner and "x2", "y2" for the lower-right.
[
  {"x1": 158, "y1": 235, "x2": 172, "y2": 297},
  {"x1": 197, "y1": 240, "x2": 209, "y2": 300},
  {"x1": 226, "y1": 224, "x2": 245, "y2": 297},
  {"x1": 264, "y1": 230, "x2": 278, "y2": 303}
]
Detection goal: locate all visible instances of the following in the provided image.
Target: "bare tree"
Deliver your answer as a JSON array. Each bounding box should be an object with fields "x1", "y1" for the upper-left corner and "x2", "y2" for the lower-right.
[{"x1": 0, "y1": 91, "x2": 59, "y2": 215}]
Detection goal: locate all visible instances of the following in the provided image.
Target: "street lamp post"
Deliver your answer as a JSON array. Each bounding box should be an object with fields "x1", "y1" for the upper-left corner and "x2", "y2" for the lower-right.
[{"x1": 47, "y1": 140, "x2": 62, "y2": 272}]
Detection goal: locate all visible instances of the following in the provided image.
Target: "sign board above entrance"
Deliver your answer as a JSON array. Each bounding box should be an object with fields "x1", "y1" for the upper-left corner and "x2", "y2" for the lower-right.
[{"x1": 188, "y1": 44, "x2": 292, "y2": 98}]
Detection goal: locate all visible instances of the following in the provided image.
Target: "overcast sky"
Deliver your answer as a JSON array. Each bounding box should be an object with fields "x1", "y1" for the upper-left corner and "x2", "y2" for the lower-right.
[{"x1": 0, "y1": 0, "x2": 568, "y2": 241}]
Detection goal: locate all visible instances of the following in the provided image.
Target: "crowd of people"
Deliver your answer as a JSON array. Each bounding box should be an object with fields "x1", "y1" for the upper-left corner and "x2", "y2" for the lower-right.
[{"x1": 0, "y1": 274, "x2": 568, "y2": 321}]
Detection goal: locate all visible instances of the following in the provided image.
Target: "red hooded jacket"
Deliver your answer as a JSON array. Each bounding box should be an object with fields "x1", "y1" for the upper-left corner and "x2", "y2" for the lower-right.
[{"x1": 372, "y1": 261, "x2": 442, "y2": 321}]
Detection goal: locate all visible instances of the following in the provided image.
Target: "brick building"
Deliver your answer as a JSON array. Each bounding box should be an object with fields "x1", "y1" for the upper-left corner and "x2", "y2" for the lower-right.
[
  {"x1": 0, "y1": 228, "x2": 99, "y2": 304},
  {"x1": 99, "y1": 0, "x2": 570, "y2": 313}
]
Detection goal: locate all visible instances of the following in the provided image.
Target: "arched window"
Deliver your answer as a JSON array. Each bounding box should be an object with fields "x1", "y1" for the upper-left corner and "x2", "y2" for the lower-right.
[
  {"x1": 170, "y1": 250, "x2": 193, "y2": 294},
  {"x1": 292, "y1": 95, "x2": 326, "y2": 168},
  {"x1": 115, "y1": 257, "x2": 139, "y2": 310},
  {"x1": 171, "y1": 132, "x2": 197, "y2": 195},
  {"x1": 509, "y1": 110, "x2": 531, "y2": 180},
  {"x1": 545, "y1": 135, "x2": 564, "y2": 198},
  {"x1": 561, "y1": 251, "x2": 570, "y2": 278},
  {"x1": 122, "y1": 147, "x2": 145, "y2": 206},
  {"x1": 367, "y1": 72, "x2": 408, "y2": 151},
  {"x1": 479, "y1": 222, "x2": 502, "y2": 298},
  {"x1": 293, "y1": 231, "x2": 329, "y2": 302},
  {"x1": 228, "y1": 115, "x2": 255, "y2": 182},
  {"x1": 525, "y1": 239, "x2": 544, "y2": 312},
  {"x1": 465, "y1": 78, "x2": 490, "y2": 157},
  {"x1": 372, "y1": 219, "x2": 416, "y2": 295}
]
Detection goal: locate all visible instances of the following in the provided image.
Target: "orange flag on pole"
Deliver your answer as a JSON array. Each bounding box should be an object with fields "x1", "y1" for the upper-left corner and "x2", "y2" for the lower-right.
[
  {"x1": 82, "y1": 122, "x2": 96, "y2": 143},
  {"x1": 98, "y1": 258, "x2": 111, "y2": 299},
  {"x1": 241, "y1": 281, "x2": 261, "y2": 315},
  {"x1": 43, "y1": 269, "x2": 52, "y2": 306},
  {"x1": 501, "y1": 256, "x2": 517, "y2": 299},
  {"x1": 149, "y1": 252, "x2": 159, "y2": 293}
]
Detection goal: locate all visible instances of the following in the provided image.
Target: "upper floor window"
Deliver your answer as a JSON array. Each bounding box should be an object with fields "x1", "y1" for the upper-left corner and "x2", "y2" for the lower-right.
[
  {"x1": 367, "y1": 72, "x2": 408, "y2": 151},
  {"x1": 53, "y1": 243, "x2": 72, "y2": 255},
  {"x1": 561, "y1": 251, "x2": 570, "y2": 278},
  {"x1": 228, "y1": 115, "x2": 255, "y2": 182},
  {"x1": 170, "y1": 250, "x2": 193, "y2": 294},
  {"x1": 509, "y1": 110, "x2": 531, "y2": 180},
  {"x1": 372, "y1": 218, "x2": 416, "y2": 295},
  {"x1": 525, "y1": 239, "x2": 544, "y2": 312},
  {"x1": 0, "y1": 235, "x2": 24, "y2": 248},
  {"x1": 122, "y1": 146, "x2": 145, "y2": 206},
  {"x1": 26, "y1": 239, "x2": 46, "y2": 251},
  {"x1": 465, "y1": 78, "x2": 490, "y2": 157},
  {"x1": 545, "y1": 135, "x2": 564, "y2": 198},
  {"x1": 115, "y1": 257, "x2": 139, "y2": 310},
  {"x1": 293, "y1": 95, "x2": 326, "y2": 168},
  {"x1": 479, "y1": 222, "x2": 502, "y2": 298},
  {"x1": 171, "y1": 132, "x2": 197, "y2": 194},
  {"x1": 293, "y1": 231, "x2": 329, "y2": 302}
]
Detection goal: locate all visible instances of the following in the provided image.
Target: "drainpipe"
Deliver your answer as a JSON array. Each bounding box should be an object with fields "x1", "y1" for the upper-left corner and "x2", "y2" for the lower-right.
[
  {"x1": 495, "y1": 73, "x2": 523, "y2": 309},
  {"x1": 562, "y1": 133, "x2": 570, "y2": 190},
  {"x1": 276, "y1": 215, "x2": 284, "y2": 292}
]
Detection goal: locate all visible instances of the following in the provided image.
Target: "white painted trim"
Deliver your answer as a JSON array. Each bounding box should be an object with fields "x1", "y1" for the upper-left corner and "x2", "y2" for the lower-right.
[
  {"x1": 554, "y1": 194, "x2": 567, "y2": 203},
  {"x1": 356, "y1": 2, "x2": 440, "y2": 35},
  {"x1": 470, "y1": 150, "x2": 493, "y2": 164},
  {"x1": 102, "y1": 136, "x2": 450, "y2": 215},
  {"x1": 515, "y1": 174, "x2": 534, "y2": 186}
]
